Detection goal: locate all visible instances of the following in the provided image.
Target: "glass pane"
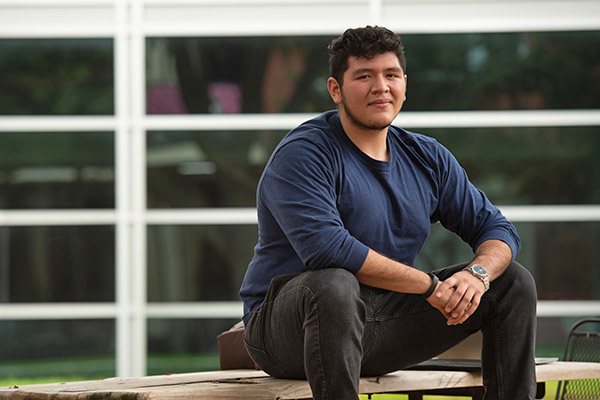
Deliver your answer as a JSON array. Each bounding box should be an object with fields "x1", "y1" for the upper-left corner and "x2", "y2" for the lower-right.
[
  {"x1": 145, "y1": 318, "x2": 582, "y2": 374},
  {"x1": 401, "y1": 31, "x2": 600, "y2": 111},
  {"x1": 0, "y1": 319, "x2": 115, "y2": 380},
  {"x1": 147, "y1": 225, "x2": 256, "y2": 302},
  {"x1": 147, "y1": 130, "x2": 285, "y2": 208},
  {"x1": 536, "y1": 317, "x2": 588, "y2": 359},
  {"x1": 416, "y1": 221, "x2": 600, "y2": 301},
  {"x1": 147, "y1": 31, "x2": 600, "y2": 114},
  {"x1": 0, "y1": 39, "x2": 114, "y2": 115},
  {"x1": 0, "y1": 132, "x2": 115, "y2": 209},
  {"x1": 146, "y1": 36, "x2": 335, "y2": 114},
  {"x1": 0, "y1": 226, "x2": 115, "y2": 303},
  {"x1": 148, "y1": 318, "x2": 239, "y2": 375},
  {"x1": 424, "y1": 126, "x2": 600, "y2": 205}
]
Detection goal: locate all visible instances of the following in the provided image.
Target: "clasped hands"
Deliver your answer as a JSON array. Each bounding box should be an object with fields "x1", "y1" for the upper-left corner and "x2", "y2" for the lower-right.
[{"x1": 426, "y1": 271, "x2": 487, "y2": 326}]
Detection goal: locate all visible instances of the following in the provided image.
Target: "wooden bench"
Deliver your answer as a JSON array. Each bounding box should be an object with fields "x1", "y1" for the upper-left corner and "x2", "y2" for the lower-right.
[{"x1": 1, "y1": 361, "x2": 599, "y2": 399}]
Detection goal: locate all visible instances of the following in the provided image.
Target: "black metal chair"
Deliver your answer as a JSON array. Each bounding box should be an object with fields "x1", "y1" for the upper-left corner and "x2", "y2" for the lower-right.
[{"x1": 556, "y1": 318, "x2": 600, "y2": 400}]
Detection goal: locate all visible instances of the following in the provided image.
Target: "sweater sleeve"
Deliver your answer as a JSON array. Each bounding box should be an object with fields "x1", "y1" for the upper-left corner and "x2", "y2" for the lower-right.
[
  {"x1": 432, "y1": 144, "x2": 521, "y2": 261},
  {"x1": 259, "y1": 137, "x2": 369, "y2": 273}
]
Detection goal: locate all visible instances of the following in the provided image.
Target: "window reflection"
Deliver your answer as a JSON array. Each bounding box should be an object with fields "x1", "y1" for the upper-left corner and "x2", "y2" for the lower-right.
[
  {"x1": 0, "y1": 319, "x2": 115, "y2": 379},
  {"x1": 147, "y1": 130, "x2": 285, "y2": 208},
  {"x1": 536, "y1": 317, "x2": 589, "y2": 358},
  {"x1": 147, "y1": 318, "x2": 238, "y2": 374},
  {"x1": 0, "y1": 132, "x2": 115, "y2": 209},
  {"x1": 416, "y1": 221, "x2": 600, "y2": 301},
  {"x1": 147, "y1": 225, "x2": 256, "y2": 302},
  {"x1": 147, "y1": 127, "x2": 599, "y2": 208},
  {"x1": 147, "y1": 31, "x2": 600, "y2": 114},
  {"x1": 0, "y1": 39, "x2": 114, "y2": 115},
  {"x1": 146, "y1": 36, "x2": 334, "y2": 114},
  {"x1": 424, "y1": 126, "x2": 600, "y2": 205},
  {"x1": 0, "y1": 226, "x2": 115, "y2": 303}
]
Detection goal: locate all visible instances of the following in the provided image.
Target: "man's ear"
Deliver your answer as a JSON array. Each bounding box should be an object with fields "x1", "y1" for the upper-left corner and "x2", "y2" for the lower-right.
[{"x1": 327, "y1": 77, "x2": 343, "y2": 105}]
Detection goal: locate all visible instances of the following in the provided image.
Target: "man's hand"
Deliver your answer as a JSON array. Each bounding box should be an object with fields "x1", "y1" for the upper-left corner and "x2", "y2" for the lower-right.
[{"x1": 426, "y1": 271, "x2": 486, "y2": 325}]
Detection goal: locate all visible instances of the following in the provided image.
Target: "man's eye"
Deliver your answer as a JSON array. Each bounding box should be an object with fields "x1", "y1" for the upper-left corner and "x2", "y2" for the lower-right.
[{"x1": 357, "y1": 75, "x2": 369, "y2": 80}]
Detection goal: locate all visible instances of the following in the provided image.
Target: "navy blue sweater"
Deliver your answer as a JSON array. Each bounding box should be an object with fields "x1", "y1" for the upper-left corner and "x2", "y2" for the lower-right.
[{"x1": 239, "y1": 110, "x2": 520, "y2": 324}]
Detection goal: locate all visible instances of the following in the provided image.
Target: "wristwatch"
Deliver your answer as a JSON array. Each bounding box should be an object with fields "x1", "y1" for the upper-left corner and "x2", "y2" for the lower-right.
[{"x1": 464, "y1": 264, "x2": 490, "y2": 292}]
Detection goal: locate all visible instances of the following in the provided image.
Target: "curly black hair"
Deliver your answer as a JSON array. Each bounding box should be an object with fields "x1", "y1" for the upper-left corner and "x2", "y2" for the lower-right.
[{"x1": 327, "y1": 26, "x2": 406, "y2": 84}]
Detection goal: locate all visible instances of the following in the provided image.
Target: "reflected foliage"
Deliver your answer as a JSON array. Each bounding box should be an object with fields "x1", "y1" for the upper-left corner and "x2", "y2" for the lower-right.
[
  {"x1": 425, "y1": 126, "x2": 600, "y2": 205},
  {"x1": 0, "y1": 39, "x2": 114, "y2": 115},
  {"x1": 0, "y1": 132, "x2": 115, "y2": 209},
  {"x1": 147, "y1": 36, "x2": 332, "y2": 114},
  {"x1": 147, "y1": 225, "x2": 256, "y2": 302},
  {"x1": 147, "y1": 130, "x2": 285, "y2": 208},
  {"x1": 147, "y1": 31, "x2": 600, "y2": 113},
  {"x1": 403, "y1": 31, "x2": 600, "y2": 110},
  {"x1": 0, "y1": 226, "x2": 115, "y2": 303}
]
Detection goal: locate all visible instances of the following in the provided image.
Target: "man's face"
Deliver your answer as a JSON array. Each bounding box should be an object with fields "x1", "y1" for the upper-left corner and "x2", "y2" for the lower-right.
[{"x1": 328, "y1": 52, "x2": 407, "y2": 132}]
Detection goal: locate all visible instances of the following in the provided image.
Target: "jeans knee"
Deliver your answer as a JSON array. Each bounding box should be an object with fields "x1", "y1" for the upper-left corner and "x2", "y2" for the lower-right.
[
  {"x1": 300, "y1": 268, "x2": 362, "y2": 315},
  {"x1": 505, "y1": 261, "x2": 537, "y2": 306},
  {"x1": 302, "y1": 267, "x2": 358, "y2": 293}
]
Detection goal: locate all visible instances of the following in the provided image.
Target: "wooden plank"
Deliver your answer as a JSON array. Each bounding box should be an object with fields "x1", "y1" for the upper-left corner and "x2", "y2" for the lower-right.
[
  {"x1": 536, "y1": 361, "x2": 600, "y2": 382},
  {"x1": 1, "y1": 362, "x2": 599, "y2": 400},
  {"x1": 361, "y1": 369, "x2": 481, "y2": 393},
  {"x1": 0, "y1": 370, "x2": 269, "y2": 400}
]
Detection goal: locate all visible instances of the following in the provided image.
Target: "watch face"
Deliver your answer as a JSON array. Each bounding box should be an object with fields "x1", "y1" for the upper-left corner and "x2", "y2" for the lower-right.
[{"x1": 472, "y1": 265, "x2": 487, "y2": 276}]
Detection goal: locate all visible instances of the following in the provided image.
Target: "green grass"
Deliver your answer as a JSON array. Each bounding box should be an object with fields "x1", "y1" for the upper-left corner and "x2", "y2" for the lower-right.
[
  {"x1": 0, "y1": 376, "x2": 93, "y2": 387},
  {"x1": 358, "y1": 381, "x2": 559, "y2": 399},
  {"x1": 0, "y1": 353, "x2": 221, "y2": 382},
  {"x1": 0, "y1": 355, "x2": 114, "y2": 383}
]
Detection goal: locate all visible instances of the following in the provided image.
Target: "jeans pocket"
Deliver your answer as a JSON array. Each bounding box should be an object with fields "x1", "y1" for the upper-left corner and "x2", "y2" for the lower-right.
[{"x1": 243, "y1": 340, "x2": 290, "y2": 378}]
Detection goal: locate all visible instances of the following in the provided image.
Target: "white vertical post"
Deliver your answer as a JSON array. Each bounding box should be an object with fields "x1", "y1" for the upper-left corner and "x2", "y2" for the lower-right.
[
  {"x1": 130, "y1": 0, "x2": 148, "y2": 378},
  {"x1": 114, "y1": 0, "x2": 133, "y2": 378}
]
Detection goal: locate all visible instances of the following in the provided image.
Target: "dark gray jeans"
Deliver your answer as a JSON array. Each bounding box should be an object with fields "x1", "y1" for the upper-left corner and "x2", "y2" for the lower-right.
[{"x1": 243, "y1": 262, "x2": 537, "y2": 400}]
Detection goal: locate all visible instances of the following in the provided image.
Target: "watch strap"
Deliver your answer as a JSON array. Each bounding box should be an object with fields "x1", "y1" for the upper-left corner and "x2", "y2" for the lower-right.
[
  {"x1": 421, "y1": 272, "x2": 439, "y2": 299},
  {"x1": 464, "y1": 265, "x2": 490, "y2": 292}
]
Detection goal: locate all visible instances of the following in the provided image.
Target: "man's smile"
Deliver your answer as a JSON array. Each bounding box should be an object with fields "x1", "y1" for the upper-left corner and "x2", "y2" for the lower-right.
[{"x1": 369, "y1": 98, "x2": 393, "y2": 107}]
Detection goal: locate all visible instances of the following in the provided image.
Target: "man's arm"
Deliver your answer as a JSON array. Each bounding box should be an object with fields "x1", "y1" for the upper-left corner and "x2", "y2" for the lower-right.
[
  {"x1": 355, "y1": 249, "x2": 435, "y2": 295},
  {"x1": 355, "y1": 239, "x2": 513, "y2": 325}
]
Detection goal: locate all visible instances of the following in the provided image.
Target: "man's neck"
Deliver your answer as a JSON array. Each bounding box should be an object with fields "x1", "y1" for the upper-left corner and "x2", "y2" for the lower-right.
[{"x1": 339, "y1": 114, "x2": 390, "y2": 162}]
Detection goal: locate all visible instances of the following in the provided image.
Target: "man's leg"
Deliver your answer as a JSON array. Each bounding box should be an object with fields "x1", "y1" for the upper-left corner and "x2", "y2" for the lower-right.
[
  {"x1": 360, "y1": 262, "x2": 537, "y2": 400},
  {"x1": 243, "y1": 268, "x2": 366, "y2": 400},
  {"x1": 478, "y1": 261, "x2": 537, "y2": 400}
]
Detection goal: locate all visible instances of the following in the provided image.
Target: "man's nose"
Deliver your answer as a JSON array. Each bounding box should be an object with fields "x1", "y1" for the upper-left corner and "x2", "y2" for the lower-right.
[{"x1": 371, "y1": 74, "x2": 389, "y2": 92}]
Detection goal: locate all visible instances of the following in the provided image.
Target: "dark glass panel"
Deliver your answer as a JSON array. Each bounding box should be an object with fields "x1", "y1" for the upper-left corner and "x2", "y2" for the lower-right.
[
  {"x1": 147, "y1": 318, "x2": 238, "y2": 374},
  {"x1": 147, "y1": 126, "x2": 600, "y2": 208},
  {"x1": 147, "y1": 130, "x2": 285, "y2": 208},
  {"x1": 0, "y1": 226, "x2": 115, "y2": 303},
  {"x1": 0, "y1": 132, "x2": 114, "y2": 209},
  {"x1": 0, "y1": 319, "x2": 115, "y2": 379},
  {"x1": 147, "y1": 31, "x2": 600, "y2": 113},
  {"x1": 144, "y1": 317, "x2": 589, "y2": 373},
  {"x1": 402, "y1": 31, "x2": 600, "y2": 111},
  {"x1": 146, "y1": 36, "x2": 333, "y2": 114},
  {"x1": 536, "y1": 317, "x2": 592, "y2": 359},
  {"x1": 416, "y1": 221, "x2": 600, "y2": 301},
  {"x1": 423, "y1": 126, "x2": 600, "y2": 205},
  {"x1": 0, "y1": 39, "x2": 114, "y2": 115},
  {"x1": 147, "y1": 225, "x2": 256, "y2": 302}
]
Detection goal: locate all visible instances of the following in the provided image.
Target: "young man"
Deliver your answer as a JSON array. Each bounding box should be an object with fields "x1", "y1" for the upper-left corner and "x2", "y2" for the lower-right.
[{"x1": 239, "y1": 26, "x2": 537, "y2": 400}]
